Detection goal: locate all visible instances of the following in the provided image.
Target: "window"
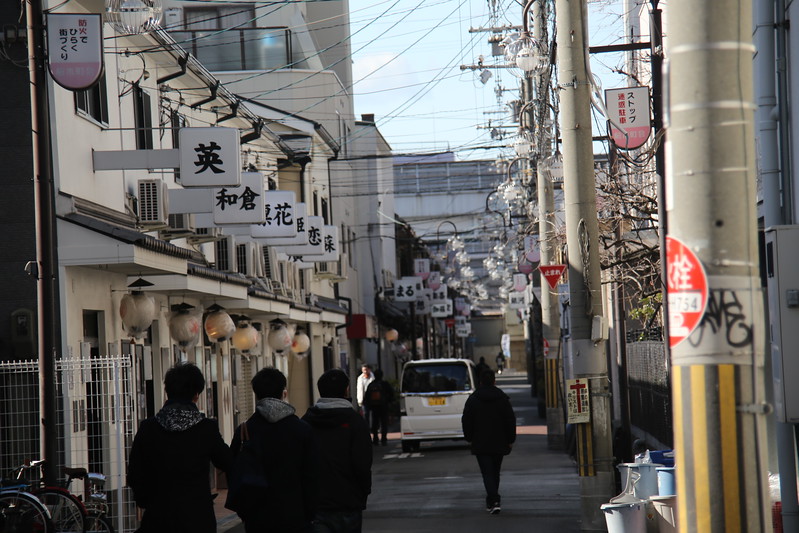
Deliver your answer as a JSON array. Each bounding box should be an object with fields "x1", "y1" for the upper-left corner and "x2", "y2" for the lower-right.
[
  {"x1": 133, "y1": 85, "x2": 153, "y2": 150},
  {"x1": 321, "y1": 197, "x2": 329, "y2": 224},
  {"x1": 401, "y1": 363, "x2": 473, "y2": 393},
  {"x1": 171, "y1": 111, "x2": 187, "y2": 182},
  {"x1": 75, "y1": 74, "x2": 109, "y2": 125}
]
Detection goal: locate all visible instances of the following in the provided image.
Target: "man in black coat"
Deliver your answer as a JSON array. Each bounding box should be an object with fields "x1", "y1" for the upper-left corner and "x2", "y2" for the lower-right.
[
  {"x1": 461, "y1": 369, "x2": 516, "y2": 515},
  {"x1": 364, "y1": 368, "x2": 394, "y2": 446},
  {"x1": 128, "y1": 362, "x2": 232, "y2": 533},
  {"x1": 227, "y1": 367, "x2": 318, "y2": 532},
  {"x1": 303, "y1": 369, "x2": 372, "y2": 533}
]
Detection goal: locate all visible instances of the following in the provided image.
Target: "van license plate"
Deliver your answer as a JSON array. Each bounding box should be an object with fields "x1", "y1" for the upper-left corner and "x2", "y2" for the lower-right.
[{"x1": 428, "y1": 397, "x2": 446, "y2": 406}]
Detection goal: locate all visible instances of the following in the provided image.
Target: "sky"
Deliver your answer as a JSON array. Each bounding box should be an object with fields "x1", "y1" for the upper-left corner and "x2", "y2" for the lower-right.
[{"x1": 348, "y1": 0, "x2": 633, "y2": 161}]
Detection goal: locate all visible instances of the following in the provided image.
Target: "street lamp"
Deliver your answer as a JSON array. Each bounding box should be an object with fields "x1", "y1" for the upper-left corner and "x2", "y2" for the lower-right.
[{"x1": 105, "y1": 0, "x2": 162, "y2": 35}]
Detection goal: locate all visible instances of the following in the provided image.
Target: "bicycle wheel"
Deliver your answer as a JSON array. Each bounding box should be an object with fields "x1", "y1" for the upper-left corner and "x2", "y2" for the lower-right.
[
  {"x1": 0, "y1": 491, "x2": 53, "y2": 533},
  {"x1": 84, "y1": 513, "x2": 114, "y2": 533},
  {"x1": 35, "y1": 489, "x2": 84, "y2": 533}
]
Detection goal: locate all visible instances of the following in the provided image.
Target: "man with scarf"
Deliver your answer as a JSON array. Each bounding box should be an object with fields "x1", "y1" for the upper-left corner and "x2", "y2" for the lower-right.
[
  {"x1": 228, "y1": 367, "x2": 319, "y2": 532},
  {"x1": 128, "y1": 362, "x2": 232, "y2": 533},
  {"x1": 303, "y1": 369, "x2": 372, "y2": 533}
]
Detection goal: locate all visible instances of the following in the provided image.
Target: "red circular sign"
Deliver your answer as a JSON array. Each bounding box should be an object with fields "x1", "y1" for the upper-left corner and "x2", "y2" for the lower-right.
[{"x1": 666, "y1": 236, "x2": 709, "y2": 348}]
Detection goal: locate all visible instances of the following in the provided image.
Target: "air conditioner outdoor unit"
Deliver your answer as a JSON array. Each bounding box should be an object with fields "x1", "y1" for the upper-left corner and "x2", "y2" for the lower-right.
[
  {"x1": 160, "y1": 213, "x2": 196, "y2": 240},
  {"x1": 137, "y1": 179, "x2": 169, "y2": 228},
  {"x1": 214, "y1": 235, "x2": 236, "y2": 272},
  {"x1": 235, "y1": 242, "x2": 262, "y2": 277},
  {"x1": 188, "y1": 227, "x2": 223, "y2": 244}
]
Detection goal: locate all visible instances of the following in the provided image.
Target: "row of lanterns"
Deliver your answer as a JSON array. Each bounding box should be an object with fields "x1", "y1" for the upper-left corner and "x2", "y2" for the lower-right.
[{"x1": 120, "y1": 286, "x2": 310, "y2": 356}]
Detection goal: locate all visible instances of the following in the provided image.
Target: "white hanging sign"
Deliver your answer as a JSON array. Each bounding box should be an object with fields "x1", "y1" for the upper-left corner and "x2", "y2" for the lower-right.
[
  {"x1": 278, "y1": 216, "x2": 325, "y2": 255},
  {"x1": 413, "y1": 259, "x2": 431, "y2": 280},
  {"x1": 47, "y1": 14, "x2": 104, "y2": 90},
  {"x1": 430, "y1": 287, "x2": 448, "y2": 303},
  {"x1": 509, "y1": 291, "x2": 526, "y2": 309},
  {"x1": 427, "y1": 271, "x2": 442, "y2": 290},
  {"x1": 289, "y1": 226, "x2": 340, "y2": 262},
  {"x1": 604, "y1": 86, "x2": 652, "y2": 150},
  {"x1": 513, "y1": 273, "x2": 529, "y2": 292},
  {"x1": 258, "y1": 203, "x2": 307, "y2": 245},
  {"x1": 179, "y1": 127, "x2": 241, "y2": 187},
  {"x1": 251, "y1": 191, "x2": 297, "y2": 238},
  {"x1": 431, "y1": 300, "x2": 453, "y2": 318},
  {"x1": 395, "y1": 277, "x2": 423, "y2": 302},
  {"x1": 212, "y1": 172, "x2": 265, "y2": 224}
]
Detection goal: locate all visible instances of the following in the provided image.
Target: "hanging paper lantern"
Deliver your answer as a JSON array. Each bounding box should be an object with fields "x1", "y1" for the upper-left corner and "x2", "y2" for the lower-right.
[
  {"x1": 267, "y1": 320, "x2": 293, "y2": 354},
  {"x1": 205, "y1": 305, "x2": 235, "y2": 343},
  {"x1": 168, "y1": 304, "x2": 200, "y2": 351},
  {"x1": 291, "y1": 329, "x2": 311, "y2": 357},
  {"x1": 119, "y1": 291, "x2": 155, "y2": 339},
  {"x1": 385, "y1": 329, "x2": 399, "y2": 342},
  {"x1": 231, "y1": 321, "x2": 259, "y2": 354}
]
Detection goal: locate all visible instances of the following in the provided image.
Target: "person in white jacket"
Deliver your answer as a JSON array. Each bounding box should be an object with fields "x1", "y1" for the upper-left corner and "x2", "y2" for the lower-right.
[{"x1": 356, "y1": 364, "x2": 374, "y2": 421}]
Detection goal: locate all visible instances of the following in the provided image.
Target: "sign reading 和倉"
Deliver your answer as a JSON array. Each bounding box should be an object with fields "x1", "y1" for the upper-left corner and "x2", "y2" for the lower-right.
[
  {"x1": 604, "y1": 86, "x2": 651, "y2": 150},
  {"x1": 47, "y1": 14, "x2": 104, "y2": 90}
]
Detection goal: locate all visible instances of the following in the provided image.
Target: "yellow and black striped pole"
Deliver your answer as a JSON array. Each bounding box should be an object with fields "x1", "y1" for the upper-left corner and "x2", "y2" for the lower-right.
[{"x1": 667, "y1": 0, "x2": 770, "y2": 530}]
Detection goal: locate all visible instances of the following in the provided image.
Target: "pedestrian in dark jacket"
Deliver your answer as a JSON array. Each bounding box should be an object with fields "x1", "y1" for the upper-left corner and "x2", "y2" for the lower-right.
[
  {"x1": 364, "y1": 368, "x2": 394, "y2": 445},
  {"x1": 128, "y1": 362, "x2": 232, "y2": 533},
  {"x1": 302, "y1": 369, "x2": 372, "y2": 533},
  {"x1": 461, "y1": 369, "x2": 516, "y2": 515},
  {"x1": 227, "y1": 367, "x2": 318, "y2": 533}
]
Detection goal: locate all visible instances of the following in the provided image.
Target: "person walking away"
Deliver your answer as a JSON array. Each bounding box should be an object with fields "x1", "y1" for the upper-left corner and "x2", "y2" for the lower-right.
[
  {"x1": 461, "y1": 370, "x2": 516, "y2": 515},
  {"x1": 364, "y1": 369, "x2": 394, "y2": 445},
  {"x1": 475, "y1": 356, "x2": 491, "y2": 377},
  {"x1": 303, "y1": 369, "x2": 372, "y2": 533},
  {"x1": 226, "y1": 367, "x2": 318, "y2": 532},
  {"x1": 495, "y1": 351, "x2": 506, "y2": 374},
  {"x1": 127, "y1": 362, "x2": 232, "y2": 533},
  {"x1": 355, "y1": 364, "x2": 374, "y2": 422}
]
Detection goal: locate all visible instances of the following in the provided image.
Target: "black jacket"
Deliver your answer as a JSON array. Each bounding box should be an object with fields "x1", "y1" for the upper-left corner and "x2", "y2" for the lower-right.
[
  {"x1": 461, "y1": 385, "x2": 516, "y2": 456},
  {"x1": 228, "y1": 398, "x2": 318, "y2": 532},
  {"x1": 127, "y1": 401, "x2": 232, "y2": 533},
  {"x1": 302, "y1": 398, "x2": 372, "y2": 511}
]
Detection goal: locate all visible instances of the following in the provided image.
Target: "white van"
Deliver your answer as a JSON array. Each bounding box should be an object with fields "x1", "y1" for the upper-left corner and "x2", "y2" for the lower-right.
[{"x1": 399, "y1": 358, "x2": 476, "y2": 452}]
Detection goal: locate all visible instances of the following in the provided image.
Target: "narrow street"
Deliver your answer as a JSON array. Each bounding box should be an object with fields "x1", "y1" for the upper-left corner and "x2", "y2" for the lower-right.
[{"x1": 221, "y1": 372, "x2": 582, "y2": 533}]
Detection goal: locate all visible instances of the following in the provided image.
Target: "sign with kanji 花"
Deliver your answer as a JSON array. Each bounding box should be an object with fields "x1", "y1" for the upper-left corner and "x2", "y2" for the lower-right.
[
  {"x1": 179, "y1": 127, "x2": 241, "y2": 187},
  {"x1": 279, "y1": 216, "x2": 325, "y2": 256},
  {"x1": 427, "y1": 271, "x2": 442, "y2": 290},
  {"x1": 540, "y1": 264, "x2": 567, "y2": 289},
  {"x1": 431, "y1": 300, "x2": 453, "y2": 318},
  {"x1": 395, "y1": 277, "x2": 423, "y2": 302},
  {"x1": 666, "y1": 236, "x2": 709, "y2": 348},
  {"x1": 47, "y1": 14, "x2": 103, "y2": 90},
  {"x1": 258, "y1": 203, "x2": 307, "y2": 245},
  {"x1": 413, "y1": 259, "x2": 431, "y2": 280},
  {"x1": 251, "y1": 191, "x2": 297, "y2": 238},
  {"x1": 212, "y1": 172, "x2": 265, "y2": 225},
  {"x1": 605, "y1": 86, "x2": 651, "y2": 150},
  {"x1": 566, "y1": 378, "x2": 590, "y2": 424}
]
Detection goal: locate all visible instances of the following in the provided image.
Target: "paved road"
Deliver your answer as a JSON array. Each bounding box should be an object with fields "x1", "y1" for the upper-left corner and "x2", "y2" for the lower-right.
[
  {"x1": 221, "y1": 372, "x2": 583, "y2": 532},
  {"x1": 362, "y1": 373, "x2": 582, "y2": 532}
]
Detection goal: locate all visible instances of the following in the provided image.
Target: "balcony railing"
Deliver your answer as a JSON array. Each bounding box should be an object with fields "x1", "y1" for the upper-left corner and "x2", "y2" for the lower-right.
[{"x1": 171, "y1": 28, "x2": 291, "y2": 72}]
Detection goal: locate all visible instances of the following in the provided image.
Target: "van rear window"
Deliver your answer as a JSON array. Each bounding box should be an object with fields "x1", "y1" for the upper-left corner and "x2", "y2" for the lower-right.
[{"x1": 401, "y1": 363, "x2": 472, "y2": 393}]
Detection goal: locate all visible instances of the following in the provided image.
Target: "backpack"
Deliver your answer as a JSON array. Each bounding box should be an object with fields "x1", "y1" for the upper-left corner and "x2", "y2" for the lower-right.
[
  {"x1": 225, "y1": 421, "x2": 269, "y2": 514},
  {"x1": 365, "y1": 381, "x2": 386, "y2": 408}
]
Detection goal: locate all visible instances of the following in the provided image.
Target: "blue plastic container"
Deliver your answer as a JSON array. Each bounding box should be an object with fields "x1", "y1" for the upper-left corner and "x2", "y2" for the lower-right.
[
  {"x1": 657, "y1": 466, "x2": 676, "y2": 496},
  {"x1": 649, "y1": 449, "x2": 675, "y2": 467}
]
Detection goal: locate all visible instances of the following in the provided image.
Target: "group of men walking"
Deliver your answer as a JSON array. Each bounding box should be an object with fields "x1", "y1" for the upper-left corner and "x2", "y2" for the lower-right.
[{"x1": 127, "y1": 357, "x2": 517, "y2": 533}]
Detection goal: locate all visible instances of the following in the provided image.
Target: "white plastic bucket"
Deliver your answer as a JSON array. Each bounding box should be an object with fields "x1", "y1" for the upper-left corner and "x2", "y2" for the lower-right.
[
  {"x1": 649, "y1": 495, "x2": 677, "y2": 533},
  {"x1": 617, "y1": 463, "x2": 663, "y2": 500},
  {"x1": 601, "y1": 501, "x2": 647, "y2": 533}
]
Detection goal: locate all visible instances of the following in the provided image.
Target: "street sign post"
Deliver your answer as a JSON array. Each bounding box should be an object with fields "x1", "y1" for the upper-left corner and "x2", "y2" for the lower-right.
[{"x1": 540, "y1": 264, "x2": 567, "y2": 289}]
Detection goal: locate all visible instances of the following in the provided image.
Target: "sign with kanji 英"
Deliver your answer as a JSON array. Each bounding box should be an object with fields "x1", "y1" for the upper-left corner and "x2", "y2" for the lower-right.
[
  {"x1": 213, "y1": 172, "x2": 265, "y2": 225},
  {"x1": 566, "y1": 378, "x2": 590, "y2": 424},
  {"x1": 47, "y1": 14, "x2": 103, "y2": 90},
  {"x1": 605, "y1": 86, "x2": 651, "y2": 150},
  {"x1": 180, "y1": 127, "x2": 241, "y2": 187},
  {"x1": 540, "y1": 264, "x2": 567, "y2": 289},
  {"x1": 666, "y1": 236, "x2": 709, "y2": 348},
  {"x1": 395, "y1": 277, "x2": 423, "y2": 302},
  {"x1": 413, "y1": 259, "x2": 430, "y2": 280},
  {"x1": 251, "y1": 191, "x2": 297, "y2": 239}
]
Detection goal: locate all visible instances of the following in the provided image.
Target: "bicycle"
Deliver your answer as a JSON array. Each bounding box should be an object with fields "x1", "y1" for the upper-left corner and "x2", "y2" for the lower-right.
[
  {"x1": 27, "y1": 461, "x2": 86, "y2": 533},
  {"x1": 0, "y1": 461, "x2": 53, "y2": 533},
  {"x1": 62, "y1": 467, "x2": 114, "y2": 533}
]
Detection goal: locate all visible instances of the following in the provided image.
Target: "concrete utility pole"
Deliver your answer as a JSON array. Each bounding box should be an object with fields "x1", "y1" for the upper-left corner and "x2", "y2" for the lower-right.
[
  {"x1": 529, "y1": 0, "x2": 564, "y2": 450},
  {"x1": 554, "y1": 0, "x2": 614, "y2": 528},
  {"x1": 667, "y1": 0, "x2": 770, "y2": 530}
]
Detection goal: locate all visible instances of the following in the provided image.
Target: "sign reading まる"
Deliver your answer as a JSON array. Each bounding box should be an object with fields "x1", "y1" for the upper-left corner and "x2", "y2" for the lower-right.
[
  {"x1": 666, "y1": 236, "x2": 709, "y2": 348},
  {"x1": 47, "y1": 14, "x2": 103, "y2": 90}
]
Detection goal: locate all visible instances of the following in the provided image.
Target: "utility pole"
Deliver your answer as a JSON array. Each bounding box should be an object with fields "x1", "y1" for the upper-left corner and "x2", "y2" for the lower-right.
[
  {"x1": 554, "y1": 0, "x2": 614, "y2": 528},
  {"x1": 528, "y1": 0, "x2": 564, "y2": 450},
  {"x1": 667, "y1": 0, "x2": 769, "y2": 530}
]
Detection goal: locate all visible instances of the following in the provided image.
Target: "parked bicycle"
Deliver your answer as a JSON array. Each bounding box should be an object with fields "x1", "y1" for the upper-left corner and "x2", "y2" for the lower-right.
[
  {"x1": 0, "y1": 461, "x2": 53, "y2": 533},
  {"x1": 62, "y1": 467, "x2": 114, "y2": 533},
  {"x1": 29, "y1": 463, "x2": 86, "y2": 533}
]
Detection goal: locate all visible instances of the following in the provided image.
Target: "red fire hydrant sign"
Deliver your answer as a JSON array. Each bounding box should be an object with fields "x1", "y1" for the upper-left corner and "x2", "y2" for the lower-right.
[
  {"x1": 566, "y1": 378, "x2": 590, "y2": 424},
  {"x1": 666, "y1": 236, "x2": 709, "y2": 348}
]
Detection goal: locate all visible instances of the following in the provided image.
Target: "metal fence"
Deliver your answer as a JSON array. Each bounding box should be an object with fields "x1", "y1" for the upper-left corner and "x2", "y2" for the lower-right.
[
  {"x1": 0, "y1": 356, "x2": 137, "y2": 533},
  {"x1": 626, "y1": 341, "x2": 673, "y2": 448}
]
